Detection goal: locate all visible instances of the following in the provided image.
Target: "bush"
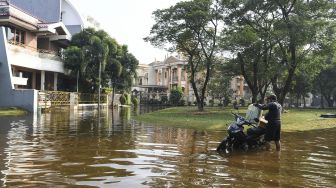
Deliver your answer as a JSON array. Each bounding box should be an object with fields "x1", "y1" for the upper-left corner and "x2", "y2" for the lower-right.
[
  {"x1": 148, "y1": 98, "x2": 160, "y2": 105},
  {"x1": 125, "y1": 93, "x2": 131, "y2": 105},
  {"x1": 132, "y1": 97, "x2": 139, "y2": 106},
  {"x1": 119, "y1": 95, "x2": 126, "y2": 105},
  {"x1": 169, "y1": 87, "x2": 184, "y2": 106},
  {"x1": 239, "y1": 98, "x2": 246, "y2": 107},
  {"x1": 161, "y1": 95, "x2": 168, "y2": 104},
  {"x1": 179, "y1": 100, "x2": 186, "y2": 106},
  {"x1": 209, "y1": 99, "x2": 214, "y2": 107}
]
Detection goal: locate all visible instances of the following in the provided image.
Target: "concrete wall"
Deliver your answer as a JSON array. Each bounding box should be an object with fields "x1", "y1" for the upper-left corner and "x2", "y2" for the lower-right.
[
  {"x1": 0, "y1": 27, "x2": 37, "y2": 113},
  {"x1": 61, "y1": 0, "x2": 83, "y2": 26},
  {"x1": 8, "y1": 44, "x2": 64, "y2": 73},
  {"x1": 10, "y1": 0, "x2": 61, "y2": 22},
  {"x1": 25, "y1": 31, "x2": 37, "y2": 49}
]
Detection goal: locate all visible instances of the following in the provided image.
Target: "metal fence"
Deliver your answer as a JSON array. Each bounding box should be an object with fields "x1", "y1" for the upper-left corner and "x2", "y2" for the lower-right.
[
  {"x1": 78, "y1": 93, "x2": 107, "y2": 104},
  {"x1": 38, "y1": 91, "x2": 108, "y2": 108}
]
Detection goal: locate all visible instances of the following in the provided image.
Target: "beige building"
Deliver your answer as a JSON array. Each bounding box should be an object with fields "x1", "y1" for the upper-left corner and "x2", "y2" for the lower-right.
[
  {"x1": 132, "y1": 55, "x2": 193, "y2": 101},
  {"x1": 132, "y1": 55, "x2": 251, "y2": 103}
]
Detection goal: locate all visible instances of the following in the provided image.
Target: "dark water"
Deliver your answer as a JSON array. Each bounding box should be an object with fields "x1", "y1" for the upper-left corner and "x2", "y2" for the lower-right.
[{"x1": 0, "y1": 107, "x2": 335, "y2": 187}]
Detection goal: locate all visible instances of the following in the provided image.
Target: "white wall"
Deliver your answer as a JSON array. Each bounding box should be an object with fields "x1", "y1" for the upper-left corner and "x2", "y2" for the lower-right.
[
  {"x1": 61, "y1": 0, "x2": 84, "y2": 26},
  {"x1": 148, "y1": 66, "x2": 156, "y2": 85},
  {"x1": 8, "y1": 45, "x2": 65, "y2": 73},
  {"x1": 0, "y1": 27, "x2": 38, "y2": 113}
]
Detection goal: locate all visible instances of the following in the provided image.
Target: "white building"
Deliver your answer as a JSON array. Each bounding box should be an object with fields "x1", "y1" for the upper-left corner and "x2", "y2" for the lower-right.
[{"x1": 0, "y1": 0, "x2": 85, "y2": 112}]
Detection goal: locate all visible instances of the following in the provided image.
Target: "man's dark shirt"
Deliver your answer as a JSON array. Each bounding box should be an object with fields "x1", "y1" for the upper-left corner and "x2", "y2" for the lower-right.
[{"x1": 256, "y1": 102, "x2": 282, "y2": 123}]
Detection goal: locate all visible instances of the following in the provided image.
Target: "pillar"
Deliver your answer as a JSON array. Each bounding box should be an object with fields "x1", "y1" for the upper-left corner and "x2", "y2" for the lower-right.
[
  {"x1": 40, "y1": 70, "x2": 45, "y2": 91},
  {"x1": 239, "y1": 75, "x2": 244, "y2": 98},
  {"x1": 32, "y1": 71, "x2": 36, "y2": 89},
  {"x1": 177, "y1": 65, "x2": 182, "y2": 87},
  {"x1": 53, "y1": 72, "x2": 58, "y2": 91}
]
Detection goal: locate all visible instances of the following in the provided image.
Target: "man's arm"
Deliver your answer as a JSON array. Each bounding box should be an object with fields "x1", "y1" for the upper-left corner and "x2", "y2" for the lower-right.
[{"x1": 254, "y1": 103, "x2": 270, "y2": 110}]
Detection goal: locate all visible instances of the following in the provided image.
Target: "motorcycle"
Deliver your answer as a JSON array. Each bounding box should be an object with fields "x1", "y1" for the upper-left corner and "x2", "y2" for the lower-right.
[{"x1": 216, "y1": 112, "x2": 267, "y2": 153}]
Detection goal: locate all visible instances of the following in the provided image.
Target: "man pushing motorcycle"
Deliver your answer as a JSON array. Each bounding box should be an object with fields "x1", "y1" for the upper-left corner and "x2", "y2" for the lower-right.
[{"x1": 254, "y1": 94, "x2": 282, "y2": 151}]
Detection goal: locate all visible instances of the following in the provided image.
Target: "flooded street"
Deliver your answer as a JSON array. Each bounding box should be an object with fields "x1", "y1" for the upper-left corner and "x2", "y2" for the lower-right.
[{"x1": 0, "y1": 107, "x2": 335, "y2": 187}]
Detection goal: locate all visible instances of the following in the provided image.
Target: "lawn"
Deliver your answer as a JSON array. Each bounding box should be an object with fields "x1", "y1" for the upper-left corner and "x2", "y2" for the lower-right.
[
  {"x1": 0, "y1": 107, "x2": 28, "y2": 117},
  {"x1": 134, "y1": 106, "x2": 336, "y2": 132}
]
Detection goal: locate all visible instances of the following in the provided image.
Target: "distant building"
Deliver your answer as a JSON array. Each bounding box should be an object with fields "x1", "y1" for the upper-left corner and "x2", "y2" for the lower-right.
[
  {"x1": 132, "y1": 55, "x2": 251, "y2": 103},
  {"x1": 0, "y1": 0, "x2": 85, "y2": 112},
  {"x1": 132, "y1": 55, "x2": 192, "y2": 101}
]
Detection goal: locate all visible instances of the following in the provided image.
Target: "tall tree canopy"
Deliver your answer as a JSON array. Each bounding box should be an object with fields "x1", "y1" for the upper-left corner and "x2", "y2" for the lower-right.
[
  {"x1": 145, "y1": 0, "x2": 224, "y2": 111},
  {"x1": 64, "y1": 28, "x2": 138, "y2": 94},
  {"x1": 221, "y1": 0, "x2": 336, "y2": 105}
]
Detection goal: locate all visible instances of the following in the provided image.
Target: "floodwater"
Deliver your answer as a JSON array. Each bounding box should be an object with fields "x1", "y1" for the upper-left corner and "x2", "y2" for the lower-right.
[{"x1": 0, "y1": 107, "x2": 335, "y2": 187}]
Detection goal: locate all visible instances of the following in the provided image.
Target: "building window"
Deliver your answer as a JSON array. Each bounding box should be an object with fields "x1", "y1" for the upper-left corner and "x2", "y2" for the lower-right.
[{"x1": 5, "y1": 26, "x2": 25, "y2": 45}]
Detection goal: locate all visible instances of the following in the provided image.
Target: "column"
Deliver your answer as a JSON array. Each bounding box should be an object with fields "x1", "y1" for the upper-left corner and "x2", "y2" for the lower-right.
[
  {"x1": 168, "y1": 67, "x2": 171, "y2": 92},
  {"x1": 156, "y1": 70, "x2": 159, "y2": 85},
  {"x1": 32, "y1": 72, "x2": 36, "y2": 89},
  {"x1": 53, "y1": 73, "x2": 58, "y2": 91},
  {"x1": 177, "y1": 65, "x2": 182, "y2": 87},
  {"x1": 40, "y1": 70, "x2": 45, "y2": 91},
  {"x1": 239, "y1": 75, "x2": 244, "y2": 98}
]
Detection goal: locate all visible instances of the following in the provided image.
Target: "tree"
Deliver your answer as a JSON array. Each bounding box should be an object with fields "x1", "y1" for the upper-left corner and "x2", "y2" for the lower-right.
[
  {"x1": 169, "y1": 87, "x2": 184, "y2": 106},
  {"x1": 314, "y1": 65, "x2": 336, "y2": 107},
  {"x1": 64, "y1": 28, "x2": 139, "y2": 96},
  {"x1": 107, "y1": 59, "x2": 122, "y2": 107},
  {"x1": 221, "y1": 0, "x2": 335, "y2": 105},
  {"x1": 145, "y1": 0, "x2": 223, "y2": 111},
  {"x1": 207, "y1": 63, "x2": 234, "y2": 106}
]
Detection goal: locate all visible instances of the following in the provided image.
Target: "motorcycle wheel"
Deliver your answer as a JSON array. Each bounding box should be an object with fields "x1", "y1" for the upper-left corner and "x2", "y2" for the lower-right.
[{"x1": 217, "y1": 138, "x2": 228, "y2": 152}]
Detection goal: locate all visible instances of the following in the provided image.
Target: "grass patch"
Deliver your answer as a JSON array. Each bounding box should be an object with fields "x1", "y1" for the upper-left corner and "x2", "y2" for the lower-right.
[
  {"x1": 134, "y1": 107, "x2": 336, "y2": 132},
  {"x1": 0, "y1": 107, "x2": 28, "y2": 117}
]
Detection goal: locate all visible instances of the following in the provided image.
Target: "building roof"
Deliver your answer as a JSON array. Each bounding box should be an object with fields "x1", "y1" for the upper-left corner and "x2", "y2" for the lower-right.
[{"x1": 149, "y1": 55, "x2": 187, "y2": 67}]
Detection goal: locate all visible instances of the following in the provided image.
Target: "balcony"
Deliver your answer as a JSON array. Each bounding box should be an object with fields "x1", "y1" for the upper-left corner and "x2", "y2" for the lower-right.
[
  {"x1": 7, "y1": 43, "x2": 65, "y2": 73},
  {"x1": 12, "y1": 76, "x2": 28, "y2": 86}
]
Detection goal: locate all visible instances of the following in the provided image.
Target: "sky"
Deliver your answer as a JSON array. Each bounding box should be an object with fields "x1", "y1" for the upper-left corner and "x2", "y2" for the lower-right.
[{"x1": 74, "y1": 0, "x2": 182, "y2": 64}]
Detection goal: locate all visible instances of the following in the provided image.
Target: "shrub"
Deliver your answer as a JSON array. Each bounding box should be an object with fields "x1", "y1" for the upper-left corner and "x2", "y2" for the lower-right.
[
  {"x1": 119, "y1": 95, "x2": 126, "y2": 105},
  {"x1": 239, "y1": 98, "x2": 245, "y2": 107},
  {"x1": 209, "y1": 99, "x2": 214, "y2": 107},
  {"x1": 179, "y1": 100, "x2": 186, "y2": 106},
  {"x1": 132, "y1": 97, "x2": 139, "y2": 106},
  {"x1": 124, "y1": 93, "x2": 131, "y2": 105},
  {"x1": 169, "y1": 87, "x2": 184, "y2": 106},
  {"x1": 161, "y1": 95, "x2": 168, "y2": 104}
]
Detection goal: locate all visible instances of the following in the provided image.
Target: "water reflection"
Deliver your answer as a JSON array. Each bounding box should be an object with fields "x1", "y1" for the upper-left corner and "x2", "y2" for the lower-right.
[{"x1": 0, "y1": 108, "x2": 335, "y2": 187}]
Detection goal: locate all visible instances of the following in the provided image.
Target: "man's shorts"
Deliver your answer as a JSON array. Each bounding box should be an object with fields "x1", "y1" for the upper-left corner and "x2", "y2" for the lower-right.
[{"x1": 265, "y1": 121, "x2": 281, "y2": 142}]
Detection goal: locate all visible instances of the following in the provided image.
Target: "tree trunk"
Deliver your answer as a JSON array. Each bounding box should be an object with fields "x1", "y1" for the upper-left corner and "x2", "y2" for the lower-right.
[
  {"x1": 111, "y1": 84, "x2": 115, "y2": 108},
  {"x1": 321, "y1": 96, "x2": 325, "y2": 109},
  {"x1": 303, "y1": 95, "x2": 306, "y2": 108}
]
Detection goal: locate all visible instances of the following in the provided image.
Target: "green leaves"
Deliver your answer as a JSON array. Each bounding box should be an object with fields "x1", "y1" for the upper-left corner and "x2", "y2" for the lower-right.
[{"x1": 63, "y1": 28, "x2": 138, "y2": 93}]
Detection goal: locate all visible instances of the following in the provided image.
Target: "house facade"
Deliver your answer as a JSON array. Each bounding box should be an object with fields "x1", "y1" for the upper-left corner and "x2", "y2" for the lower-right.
[
  {"x1": 0, "y1": 0, "x2": 85, "y2": 112},
  {"x1": 132, "y1": 55, "x2": 251, "y2": 104}
]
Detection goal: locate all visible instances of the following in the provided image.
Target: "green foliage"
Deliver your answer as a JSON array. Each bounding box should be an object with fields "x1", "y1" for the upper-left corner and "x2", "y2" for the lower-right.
[
  {"x1": 64, "y1": 28, "x2": 138, "y2": 94},
  {"x1": 169, "y1": 87, "x2": 184, "y2": 106},
  {"x1": 314, "y1": 65, "x2": 336, "y2": 107},
  {"x1": 160, "y1": 95, "x2": 168, "y2": 104},
  {"x1": 209, "y1": 99, "x2": 214, "y2": 107},
  {"x1": 132, "y1": 96, "x2": 139, "y2": 107},
  {"x1": 146, "y1": 0, "x2": 223, "y2": 111},
  {"x1": 125, "y1": 93, "x2": 131, "y2": 105},
  {"x1": 119, "y1": 95, "x2": 126, "y2": 105}
]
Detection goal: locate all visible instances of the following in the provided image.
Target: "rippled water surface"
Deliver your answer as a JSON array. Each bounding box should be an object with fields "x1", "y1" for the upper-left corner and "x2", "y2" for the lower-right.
[{"x1": 0, "y1": 108, "x2": 335, "y2": 187}]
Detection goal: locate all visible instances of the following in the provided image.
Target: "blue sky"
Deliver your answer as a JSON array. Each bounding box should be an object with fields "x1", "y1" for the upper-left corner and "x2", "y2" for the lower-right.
[{"x1": 74, "y1": 0, "x2": 181, "y2": 64}]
